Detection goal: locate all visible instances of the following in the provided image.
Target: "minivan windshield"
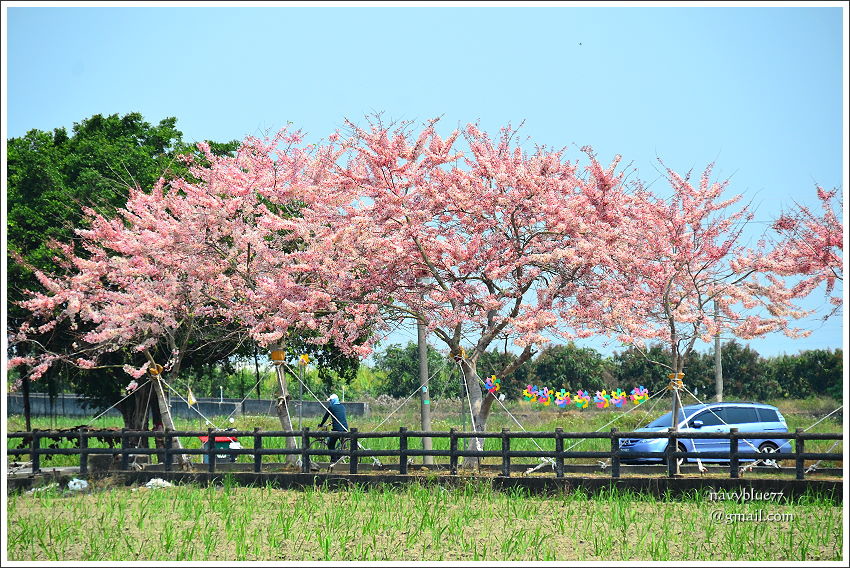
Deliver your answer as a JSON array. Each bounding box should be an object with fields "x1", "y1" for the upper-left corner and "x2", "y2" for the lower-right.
[{"x1": 646, "y1": 410, "x2": 686, "y2": 428}]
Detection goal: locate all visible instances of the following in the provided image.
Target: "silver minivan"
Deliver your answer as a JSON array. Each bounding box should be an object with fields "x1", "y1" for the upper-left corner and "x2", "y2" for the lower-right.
[{"x1": 619, "y1": 402, "x2": 791, "y2": 463}]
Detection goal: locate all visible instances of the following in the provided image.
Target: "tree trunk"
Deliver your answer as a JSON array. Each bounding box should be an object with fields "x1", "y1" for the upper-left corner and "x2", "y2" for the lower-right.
[
  {"x1": 457, "y1": 358, "x2": 496, "y2": 469},
  {"x1": 151, "y1": 375, "x2": 190, "y2": 468},
  {"x1": 253, "y1": 347, "x2": 262, "y2": 400},
  {"x1": 453, "y1": 343, "x2": 534, "y2": 468},
  {"x1": 418, "y1": 319, "x2": 433, "y2": 465},
  {"x1": 668, "y1": 353, "x2": 686, "y2": 476},
  {"x1": 273, "y1": 363, "x2": 299, "y2": 466},
  {"x1": 118, "y1": 380, "x2": 155, "y2": 448}
]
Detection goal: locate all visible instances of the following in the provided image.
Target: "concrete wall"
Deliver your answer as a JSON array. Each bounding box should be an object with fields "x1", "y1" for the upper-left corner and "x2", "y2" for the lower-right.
[
  {"x1": 6, "y1": 393, "x2": 121, "y2": 419},
  {"x1": 7, "y1": 393, "x2": 369, "y2": 420}
]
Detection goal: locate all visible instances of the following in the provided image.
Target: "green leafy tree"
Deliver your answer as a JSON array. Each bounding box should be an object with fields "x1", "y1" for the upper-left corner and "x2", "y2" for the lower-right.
[
  {"x1": 765, "y1": 348, "x2": 843, "y2": 400},
  {"x1": 7, "y1": 112, "x2": 244, "y2": 430},
  {"x1": 795, "y1": 349, "x2": 843, "y2": 400},
  {"x1": 528, "y1": 343, "x2": 612, "y2": 393},
  {"x1": 372, "y1": 343, "x2": 456, "y2": 399},
  {"x1": 610, "y1": 344, "x2": 672, "y2": 394},
  {"x1": 282, "y1": 333, "x2": 362, "y2": 394},
  {"x1": 716, "y1": 341, "x2": 770, "y2": 400}
]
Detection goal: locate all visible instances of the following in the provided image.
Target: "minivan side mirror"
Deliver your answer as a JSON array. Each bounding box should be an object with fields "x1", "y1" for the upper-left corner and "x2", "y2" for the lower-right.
[{"x1": 690, "y1": 419, "x2": 704, "y2": 429}]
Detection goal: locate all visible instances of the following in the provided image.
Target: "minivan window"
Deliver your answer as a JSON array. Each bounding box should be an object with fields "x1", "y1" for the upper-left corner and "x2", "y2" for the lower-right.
[
  {"x1": 692, "y1": 408, "x2": 725, "y2": 426},
  {"x1": 725, "y1": 406, "x2": 759, "y2": 424},
  {"x1": 756, "y1": 407, "x2": 780, "y2": 422}
]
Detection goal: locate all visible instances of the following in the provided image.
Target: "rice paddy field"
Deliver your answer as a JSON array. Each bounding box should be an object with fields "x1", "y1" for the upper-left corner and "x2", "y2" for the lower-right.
[
  {"x1": 5, "y1": 396, "x2": 845, "y2": 562},
  {"x1": 5, "y1": 478, "x2": 844, "y2": 561}
]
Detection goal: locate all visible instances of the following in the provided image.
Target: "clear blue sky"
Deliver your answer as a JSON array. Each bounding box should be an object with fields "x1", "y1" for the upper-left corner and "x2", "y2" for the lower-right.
[{"x1": 3, "y1": 4, "x2": 847, "y2": 359}]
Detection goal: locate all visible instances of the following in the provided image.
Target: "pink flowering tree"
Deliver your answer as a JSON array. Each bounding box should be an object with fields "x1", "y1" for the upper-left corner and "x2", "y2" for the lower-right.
[
  {"x1": 8, "y1": 129, "x2": 345, "y2": 455},
  {"x1": 569, "y1": 163, "x2": 813, "y2": 435},
  {"x1": 767, "y1": 186, "x2": 843, "y2": 319},
  {"x1": 299, "y1": 117, "x2": 635, "y2": 459}
]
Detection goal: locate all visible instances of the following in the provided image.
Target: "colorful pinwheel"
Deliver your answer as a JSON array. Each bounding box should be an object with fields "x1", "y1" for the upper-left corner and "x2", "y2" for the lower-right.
[
  {"x1": 611, "y1": 388, "x2": 628, "y2": 407},
  {"x1": 554, "y1": 389, "x2": 572, "y2": 408},
  {"x1": 574, "y1": 390, "x2": 591, "y2": 409},
  {"x1": 630, "y1": 385, "x2": 649, "y2": 405},
  {"x1": 484, "y1": 375, "x2": 501, "y2": 394},
  {"x1": 594, "y1": 390, "x2": 611, "y2": 409}
]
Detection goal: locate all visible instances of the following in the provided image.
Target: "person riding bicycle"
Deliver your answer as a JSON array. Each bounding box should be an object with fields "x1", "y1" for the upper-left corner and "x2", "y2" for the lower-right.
[{"x1": 318, "y1": 393, "x2": 348, "y2": 451}]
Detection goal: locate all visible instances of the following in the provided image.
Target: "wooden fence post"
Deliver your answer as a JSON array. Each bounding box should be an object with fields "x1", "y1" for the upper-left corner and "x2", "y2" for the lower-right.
[
  {"x1": 79, "y1": 430, "x2": 89, "y2": 475},
  {"x1": 207, "y1": 427, "x2": 216, "y2": 473},
  {"x1": 349, "y1": 428, "x2": 359, "y2": 475},
  {"x1": 120, "y1": 428, "x2": 129, "y2": 471},
  {"x1": 301, "y1": 428, "x2": 311, "y2": 473},
  {"x1": 399, "y1": 427, "x2": 408, "y2": 475},
  {"x1": 164, "y1": 431, "x2": 173, "y2": 472},
  {"x1": 610, "y1": 428, "x2": 620, "y2": 479},
  {"x1": 795, "y1": 428, "x2": 805, "y2": 480},
  {"x1": 449, "y1": 428, "x2": 458, "y2": 475},
  {"x1": 729, "y1": 428, "x2": 739, "y2": 479},
  {"x1": 31, "y1": 431, "x2": 40, "y2": 474},
  {"x1": 253, "y1": 428, "x2": 263, "y2": 474},
  {"x1": 666, "y1": 428, "x2": 677, "y2": 477},
  {"x1": 555, "y1": 428, "x2": 564, "y2": 478},
  {"x1": 501, "y1": 428, "x2": 511, "y2": 477}
]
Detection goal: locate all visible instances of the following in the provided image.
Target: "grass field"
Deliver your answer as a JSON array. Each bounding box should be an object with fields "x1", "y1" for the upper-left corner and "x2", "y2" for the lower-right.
[
  {"x1": 5, "y1": 397, "x2": 844, "y2": 562},
  {"x1": 5, "y1": 479, "x2": 843, "y2": 561},
  {"x1": 7, "y1": 396, "x2": 843, "y2": 470}
]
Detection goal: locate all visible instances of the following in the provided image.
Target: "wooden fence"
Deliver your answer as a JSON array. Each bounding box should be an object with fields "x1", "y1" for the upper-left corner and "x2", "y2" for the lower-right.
[{"x1": 6, "y1": 427, "x2": 842, "y2": 480}]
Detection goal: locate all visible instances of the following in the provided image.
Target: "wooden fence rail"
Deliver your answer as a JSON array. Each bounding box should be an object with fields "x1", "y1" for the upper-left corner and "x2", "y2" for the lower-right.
[{"x1": 6, "y1": 427, "x2": 842, "y2": 480}]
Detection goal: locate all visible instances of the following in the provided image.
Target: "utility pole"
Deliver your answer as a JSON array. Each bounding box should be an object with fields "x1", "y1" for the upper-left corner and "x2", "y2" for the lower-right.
[
  {"x1": 714, "y1": 300, "x2": 723, "y2": 402},
  {"x1": 418, "y1": 318, "x2": 433, "y2": 465}
]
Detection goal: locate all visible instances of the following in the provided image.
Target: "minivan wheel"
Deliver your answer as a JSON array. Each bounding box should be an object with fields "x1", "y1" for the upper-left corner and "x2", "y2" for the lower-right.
[
  {"x1": 757, "y1": 442, "x2": 781, "y2": 467},
  {"x1": 666, "y1": 442, "x2": 688, "y2": 466}
]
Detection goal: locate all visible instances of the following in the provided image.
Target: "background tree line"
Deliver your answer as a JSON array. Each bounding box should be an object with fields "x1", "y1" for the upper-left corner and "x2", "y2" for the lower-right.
[
  {"x1": 362, "y1": 341, "x2": 843, "y2": 403},
  {"x1": 22, "y1": 340, "x2": 842, "y2": 405}
]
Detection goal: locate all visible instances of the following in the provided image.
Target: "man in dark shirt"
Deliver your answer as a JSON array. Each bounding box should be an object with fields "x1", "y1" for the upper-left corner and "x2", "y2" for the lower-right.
[{"x1": 318, "y1": 394, "x2": 348, "y2": 450}]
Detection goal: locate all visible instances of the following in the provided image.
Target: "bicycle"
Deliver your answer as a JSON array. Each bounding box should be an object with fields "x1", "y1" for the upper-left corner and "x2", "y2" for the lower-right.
[{"x1": 308, "y1": 426, "x2": 351, "y2": 470}]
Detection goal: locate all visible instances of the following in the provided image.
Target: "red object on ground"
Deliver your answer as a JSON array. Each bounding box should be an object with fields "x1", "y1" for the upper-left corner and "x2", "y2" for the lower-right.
[{"x1": 198, "y1": 436, "x2": 238, "y2": 443}]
